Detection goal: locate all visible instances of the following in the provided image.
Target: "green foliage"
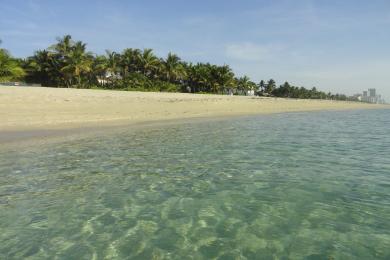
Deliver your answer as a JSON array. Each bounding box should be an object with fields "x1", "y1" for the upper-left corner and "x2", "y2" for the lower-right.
[
  {"x1": 265, "y1": 79, "x2": 276, "y2": 94},
  {"x1": 236, "y1": 76, "x2": 256, "y2": 95},
  {"x1": 263, "y1": 81, "x2": 348, "y2": 100},
  {"x1": 185, "y1": 63, "x2": 235, "y2": 93},
  {"x1": 0, "y1": 46, "x2": 25, "y2": 82},
  {"x1": 104, "y1": 72, "x2": 179, "y2": 92},
  {"x1": 163, "y1": 52, "x2": 186, "y2": 83},
  {"x1": 2, "y1": 35, "x2": 354, "y2": 100}
]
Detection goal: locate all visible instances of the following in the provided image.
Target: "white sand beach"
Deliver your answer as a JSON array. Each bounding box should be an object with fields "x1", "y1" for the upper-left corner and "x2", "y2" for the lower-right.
[{"x1": 0, "y1": 86, "x2": 387, "y2": 132}]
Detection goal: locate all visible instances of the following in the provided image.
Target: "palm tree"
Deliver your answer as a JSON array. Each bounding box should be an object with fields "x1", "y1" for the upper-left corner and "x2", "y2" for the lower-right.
[
  {"x1": 0, "y1": 45, "x2": 25, "y2": 82},
  {"x1": 273, "y1": 81, "x2": 291, "y2": 97},
  {"x1": 236, "y1": 76, "x2": 251, "y2": 94},
  {"x1": 46, "y1": 35, "x2": 77, "y2": 86},
  {"x1": 184, "y1": 62, "x2": 206, "y2": 92},
  {"x1": 265, "y1": 79, "x2": 276, "y2": 95},
  {"x1": 2, "y1": 34, "x2": 344, "y2": 98},
  {"x1": 120, "y1": 48, "x2": 141, "y2": 76},
  {"x1": 92, "y1": 55, "x2": 108, "y2": 86},
  {"x1": 139, "y1": 49, "x2": 160, "y2": 77},
  {"x1": 213, "y1": 65, "x2": 234, "y2": 93},
  {"x1": 185, "y1": 63, "x2": 206, "y2": 92},
  {"x1": 185, "y1": 63, "x2": 233, "y2": 93},
  {"x1": 163, "y1": 52, "x2": 186, "y2": 83},
  {"x1": 61, "y1": 41, "x2": 93, "y2": 87},
  {"x1": 104, "y1": 50, "x2": 122, "y2": 82},
  {"x1": 258, "y1": 80, "x2": 265, "y2": 93},
  {"x1": 25, "y1": 50, "x2": 59, "y2": 86},
  {"x1": 50, "y1": 35, "x2": 74, "y2": 58}
]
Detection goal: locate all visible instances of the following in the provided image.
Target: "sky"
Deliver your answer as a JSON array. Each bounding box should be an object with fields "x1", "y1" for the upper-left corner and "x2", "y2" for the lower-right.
[{"x1": 1, "y1": 0, "x2": 389, "y2": 99}]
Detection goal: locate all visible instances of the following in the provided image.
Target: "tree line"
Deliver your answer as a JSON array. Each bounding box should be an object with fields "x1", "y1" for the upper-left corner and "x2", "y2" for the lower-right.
[{"x1": 1, "y1": 35, "x2": 355, "y2": 100}]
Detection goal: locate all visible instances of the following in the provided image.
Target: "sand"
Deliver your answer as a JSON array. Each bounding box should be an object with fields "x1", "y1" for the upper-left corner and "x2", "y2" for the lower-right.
[{"x1": 0, "y1": 86, "x2": 387, "y2": 133}]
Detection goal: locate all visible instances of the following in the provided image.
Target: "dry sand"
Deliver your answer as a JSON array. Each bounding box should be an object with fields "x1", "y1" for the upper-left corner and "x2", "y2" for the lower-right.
[{"x1": 0, "y1": 86, "x2": 387, "y2": 133}]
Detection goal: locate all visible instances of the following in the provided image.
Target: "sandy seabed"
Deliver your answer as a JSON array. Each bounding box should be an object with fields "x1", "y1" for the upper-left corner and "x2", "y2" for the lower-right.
[{"x1": 0, "y1": 86, "x2": 387, "y2": 134}]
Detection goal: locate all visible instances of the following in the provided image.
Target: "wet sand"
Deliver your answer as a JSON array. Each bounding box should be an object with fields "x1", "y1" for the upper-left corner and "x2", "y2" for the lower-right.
[{"x1": 0, "y1": 86, "x2": 387, "y2": 144}]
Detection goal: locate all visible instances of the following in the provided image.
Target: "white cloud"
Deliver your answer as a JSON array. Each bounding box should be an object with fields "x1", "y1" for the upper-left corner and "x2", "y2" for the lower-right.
[{"x1": 225, "y1": 42, "x2": 283, "y2": 62}]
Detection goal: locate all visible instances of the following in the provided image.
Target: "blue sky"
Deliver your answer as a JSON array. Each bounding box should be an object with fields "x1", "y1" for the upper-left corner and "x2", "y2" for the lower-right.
[{"x1": 1, "y1": 0, "x2": 389, "y2": 99}]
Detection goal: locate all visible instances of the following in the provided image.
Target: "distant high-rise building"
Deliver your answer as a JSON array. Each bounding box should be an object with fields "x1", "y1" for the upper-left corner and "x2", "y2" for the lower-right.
[
  {"x1": 361, "y1": 88, "x2": 384, "y2": 104},
  {"x1": 369, "y1": 88, "x2": 376, "y2": 97},
  {"x1": 362, "y1": 91, "x2": 368, "y2": 102}
]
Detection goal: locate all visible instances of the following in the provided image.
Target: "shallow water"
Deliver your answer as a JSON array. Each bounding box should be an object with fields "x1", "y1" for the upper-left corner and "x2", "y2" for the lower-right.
[{"x1": 0, "y1": 110, "x2": 389, "y2": 259}]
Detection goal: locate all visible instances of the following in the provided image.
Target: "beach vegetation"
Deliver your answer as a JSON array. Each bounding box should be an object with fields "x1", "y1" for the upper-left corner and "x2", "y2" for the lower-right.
[
  {"x1": 2, "y1": 35, "x2": 353, "y2": 100},
  {"x1": 0, "y1": 40, "x2": 25, "y2": 82}
]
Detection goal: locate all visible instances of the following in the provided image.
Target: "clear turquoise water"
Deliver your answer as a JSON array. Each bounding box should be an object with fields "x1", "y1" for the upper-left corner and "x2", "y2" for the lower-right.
[{"x1": 0, "y1": 110, "x2": 389, "y2": 259}]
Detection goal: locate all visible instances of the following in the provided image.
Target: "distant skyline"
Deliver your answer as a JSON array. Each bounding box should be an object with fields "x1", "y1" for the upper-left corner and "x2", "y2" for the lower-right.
[{"x1": 1, "y1": 0, "x2": 389, "y2": 99}]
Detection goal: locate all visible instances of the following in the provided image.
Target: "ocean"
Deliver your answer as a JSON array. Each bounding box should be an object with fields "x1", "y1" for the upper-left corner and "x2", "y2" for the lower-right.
[{"x1": 0, "y1": 109, "x2": 389, "y2": 259}]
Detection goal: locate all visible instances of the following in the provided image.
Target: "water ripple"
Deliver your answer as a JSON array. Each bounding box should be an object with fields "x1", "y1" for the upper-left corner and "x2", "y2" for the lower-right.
[{"x1": 1, "y1": 110, "x2": 390, "y2": 259}]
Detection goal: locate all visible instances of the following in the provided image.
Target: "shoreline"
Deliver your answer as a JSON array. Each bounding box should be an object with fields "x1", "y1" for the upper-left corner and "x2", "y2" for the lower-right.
[
  {"x1": 1, "y1": 109, "x2": 387, "y2": 149},
  {"x1": 1, "y1": 86, "x2": 388, "y2": 146},
  {"x1": 0, "y1": 115, "x2": 239, "y2": 147}
]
